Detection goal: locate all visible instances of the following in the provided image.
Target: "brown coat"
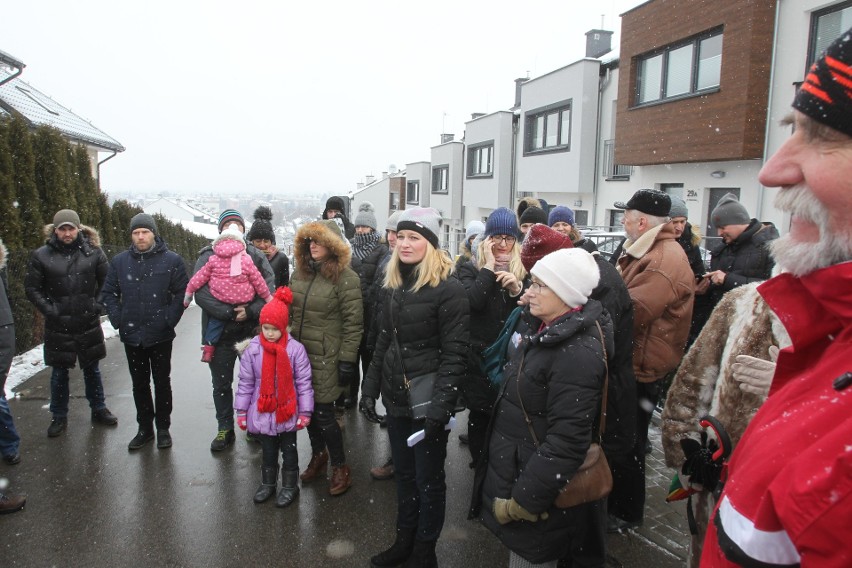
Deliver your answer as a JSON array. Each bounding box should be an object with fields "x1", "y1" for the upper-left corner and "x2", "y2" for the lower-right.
[{"x1": 617, "y1": 222, "x2": 694, "y2": 382}]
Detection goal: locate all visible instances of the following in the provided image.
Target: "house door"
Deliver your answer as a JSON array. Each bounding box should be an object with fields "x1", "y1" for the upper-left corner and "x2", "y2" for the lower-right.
[{"x1": 706, "y1": 187, "x2": 740, "y2": 237}]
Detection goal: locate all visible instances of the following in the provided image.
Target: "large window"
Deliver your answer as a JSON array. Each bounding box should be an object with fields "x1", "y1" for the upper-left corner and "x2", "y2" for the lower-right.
[
  {"x1": 809, "y1": 2, "x2": 852, "y2": 68},
  {"x1": 524, "y1": 100, "x2": 571, "y2": 154},
  {"x1": 467, "y1": 141, "x2": 493, "y2": 177},
  {"x1": 406, "y1": 181, "x2": 420, "y2": 204},
  {"x1": 636, "y1": 30, "x2": 723, "y2": 105},
  {"x1": 432, "y1": 165, "x2": 449, "y2": 193}
]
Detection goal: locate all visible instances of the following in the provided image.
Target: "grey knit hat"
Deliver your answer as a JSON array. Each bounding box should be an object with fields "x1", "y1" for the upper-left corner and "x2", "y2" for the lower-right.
[
  {"x1": 354, "y1": 202, "x2": 378, "y2": 231},
  {"x1": 397, "y1": 207, "x2": 442, "y2": 249},
  {"x1": 53, "y1": 209, "x2": 80, "y2": 229},
  {"x1": 668, "y1": 196, "x2": 689, "y2": 219},
  {"x1": 386, "y1": 210, "x2": 402, "y2": 232},
  {"x1": 130, "y1": 213, "x2": 158, "y2": 235},
  {"x1": 711, "y1": 194, "x2": 751, "y2": 227}
]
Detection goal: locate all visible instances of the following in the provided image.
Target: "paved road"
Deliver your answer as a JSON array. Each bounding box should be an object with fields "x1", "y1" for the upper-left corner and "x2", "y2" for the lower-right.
[{"x1": 1, "y1": 306, "x2": 690, "y2": 567}]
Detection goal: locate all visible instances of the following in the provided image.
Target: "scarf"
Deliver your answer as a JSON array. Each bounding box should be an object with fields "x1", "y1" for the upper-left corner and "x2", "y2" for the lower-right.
[
  {"x1": 352, "y1": 231, "x2": 380, "y2": 261},
  {"x1": 258, "y1": 334, "x2": 297, "y2": 423}
]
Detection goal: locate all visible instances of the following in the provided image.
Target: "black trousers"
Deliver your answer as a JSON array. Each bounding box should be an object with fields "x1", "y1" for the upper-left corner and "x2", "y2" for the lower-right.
[
  {"x1": 124, "y1": 341, "x2": 174, "y2": 431},
  {"x1": 306, "y1": 402, "x2": 346, "y2": 466}
]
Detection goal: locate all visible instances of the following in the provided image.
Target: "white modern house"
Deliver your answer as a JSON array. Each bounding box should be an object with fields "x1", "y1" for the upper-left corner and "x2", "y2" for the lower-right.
[
  {"x1": 429, "y1": 138, "x2": 465, "y2": 254},
  {"x1": 462, "y1": 111, "x2": 514, "y2": 225}
]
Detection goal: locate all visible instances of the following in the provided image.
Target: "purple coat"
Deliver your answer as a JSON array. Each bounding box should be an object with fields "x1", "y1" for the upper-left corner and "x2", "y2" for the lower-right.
[{"x1": 235, "y1": 335, "x2": 314, "y2": 435}]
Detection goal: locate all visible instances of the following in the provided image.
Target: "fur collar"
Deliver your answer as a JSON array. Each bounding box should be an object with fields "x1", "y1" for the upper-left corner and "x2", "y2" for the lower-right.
[
  {"x1": 293, "y1": 221, "x2": 352, "y2": 283},
  {"x1": 623, "y1": 222, "x2": 672, "y2": 260},
  {"x1": 42, "y1": 223, "x2": 102, "y2": 248}
]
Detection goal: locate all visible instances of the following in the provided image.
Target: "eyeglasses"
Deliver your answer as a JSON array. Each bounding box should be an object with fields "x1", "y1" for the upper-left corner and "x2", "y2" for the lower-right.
[
  {"x1": 493, "y1": 235, "x2": 517, "y2": 245},
  {"x1": 529, "y1": 280, "x2": 549, "y2": 293}
]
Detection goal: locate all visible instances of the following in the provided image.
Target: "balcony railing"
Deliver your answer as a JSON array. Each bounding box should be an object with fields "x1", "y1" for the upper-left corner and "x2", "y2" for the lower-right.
[{"x1": 603, "y1": 139, "x2": 634, "y2": 180}]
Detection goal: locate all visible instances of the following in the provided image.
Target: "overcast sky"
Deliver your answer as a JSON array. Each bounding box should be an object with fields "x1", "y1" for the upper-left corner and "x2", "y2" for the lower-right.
[{"x1": 3, "y1": 0, "x2": 643, "y2": 197}]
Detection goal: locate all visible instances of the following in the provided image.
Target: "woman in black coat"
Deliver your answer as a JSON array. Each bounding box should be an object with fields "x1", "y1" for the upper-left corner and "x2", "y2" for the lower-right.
[
  {"x1": 360, "y1": 207, "x2": 469, "y2": 568},
  {"x1": 472, "y1": 248, "x2": 612, "y2": 567}
]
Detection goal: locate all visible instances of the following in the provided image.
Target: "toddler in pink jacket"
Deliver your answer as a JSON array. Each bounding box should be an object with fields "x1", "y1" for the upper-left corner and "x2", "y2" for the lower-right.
[{"x1": 185, "y1": 223, "x2": 272, "y2": 361}]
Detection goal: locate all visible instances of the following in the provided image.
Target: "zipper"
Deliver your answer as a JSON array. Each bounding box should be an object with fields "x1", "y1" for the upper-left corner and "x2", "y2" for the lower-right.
[{"x1": 296, "y1": 272, "x2": 317, "y2": 341}]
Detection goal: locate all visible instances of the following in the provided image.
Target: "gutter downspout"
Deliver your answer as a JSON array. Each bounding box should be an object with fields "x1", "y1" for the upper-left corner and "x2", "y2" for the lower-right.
[
  {"x1": 510, "y1": 114, "x2": 519, "y2": 208},
  {"x1": 96, "y1": 150, "x2": 118, "y2": 192},
  {"x1": 593, "y1": 65, "x2": 612, "y2": 227},
  {"x1": 756, "y1": 1, "x2": 781, "y2": 221}
]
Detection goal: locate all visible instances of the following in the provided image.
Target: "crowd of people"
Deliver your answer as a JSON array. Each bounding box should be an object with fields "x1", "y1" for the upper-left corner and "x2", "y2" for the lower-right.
[{"x1": 2, "y1": 29, "x2": 850, "y2": 568}]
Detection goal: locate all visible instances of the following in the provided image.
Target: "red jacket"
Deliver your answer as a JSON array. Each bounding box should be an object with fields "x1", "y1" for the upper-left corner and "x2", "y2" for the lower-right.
[{"x1": 701, "y1": 261, "x2": 852, "y2": 567}]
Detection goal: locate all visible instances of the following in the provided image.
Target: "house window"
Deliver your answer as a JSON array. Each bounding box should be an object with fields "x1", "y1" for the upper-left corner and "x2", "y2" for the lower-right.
[
  {"x1": 432, "y1": 165, "x2": 449, "y2": 193},
  {"x1": 406, "y1": 181, "x2": 420, "y2": 204},
  {"x1": 524, "y1": 100, "x2": 571, "y2": 154},
  {"x1": 809, "y1": 1, "x2": 852, "y2": 68},
  {"x1": 390, "y1": 193, "x2": 400, "y2": 211},
  {"x1": 636, "y1": 29, "x2": 723, "y2": 105},
  {"x1": 467, "y1": 141, "x2": 494, "y2": 178}
]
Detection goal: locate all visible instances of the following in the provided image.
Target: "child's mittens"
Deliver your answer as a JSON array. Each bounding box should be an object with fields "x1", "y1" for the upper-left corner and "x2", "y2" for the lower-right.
[
  {"x1": 236, "y1": 412, "x2": 247, "y2": 431},
  {"x1": 183, "y1": 293, "x2": 192, "y2": 308},
  {"x1": 296, "y1": 415, "x2": 310, "y2": 430}
]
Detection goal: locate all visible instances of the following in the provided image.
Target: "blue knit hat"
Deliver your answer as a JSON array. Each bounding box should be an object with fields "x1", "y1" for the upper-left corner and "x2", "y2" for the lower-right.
[
  {"x1": 548, "y1": 206, "x2": 575, "y2": 228},
  {"x1": 218, "y1": 209, "x2": 244, "y2": 232},
  {"x1": 484, "y1": 207, "x2": 519, "y2": 238}
]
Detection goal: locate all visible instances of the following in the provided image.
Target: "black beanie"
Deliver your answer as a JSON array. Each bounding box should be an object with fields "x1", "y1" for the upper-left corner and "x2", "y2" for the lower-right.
[
  {"x1": 130, "y1": 213, "x2": 158, "y2": 236},
  {"x1": 246, "y1": 206, "x2": 276, "y2": 244},
  {"x1": 794, "y1": 28, "x2": 852, "y2": 138}
]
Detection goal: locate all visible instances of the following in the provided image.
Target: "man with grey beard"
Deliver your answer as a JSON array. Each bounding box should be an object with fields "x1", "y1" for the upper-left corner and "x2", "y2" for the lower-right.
[{"x1": 701, "y1": 29, "x2": 852, "y2": 567}]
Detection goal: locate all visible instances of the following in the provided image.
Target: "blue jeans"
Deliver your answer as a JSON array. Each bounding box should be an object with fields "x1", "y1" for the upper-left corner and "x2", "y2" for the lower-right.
[
  {"x1": 386, "y1": 415, "x2": 450, "y2": 543},
  {"x1": 204, "y1": 318, "x2": 226, "y2": 346},
  {"x1": 49, "y1": 361, "x2": 107, "y2": 418}
]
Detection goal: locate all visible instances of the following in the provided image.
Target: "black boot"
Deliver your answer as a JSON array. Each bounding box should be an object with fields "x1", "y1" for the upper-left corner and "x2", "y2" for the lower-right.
[
  {"x1": 253, "y1": 466, "x2": 278, "y2": 503},
  {"x1": 402, "y1": 540, "x2": 437, "y2": 568},
  {"x1": 371, "y1": 528, "x2": 417, "y2": 567},
  {"x1": 276, "y1": 469, "x2": 300, "y2": 508}
]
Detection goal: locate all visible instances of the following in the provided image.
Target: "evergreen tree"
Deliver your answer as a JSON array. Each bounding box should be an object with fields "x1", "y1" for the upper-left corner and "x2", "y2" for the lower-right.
[
  {"x1": 0, "y1": 119, "x2": 24, "y2": 250},
  {"x1": 110, "y1": 199, "x2": 142, "y2": 248},
  {"x1": 73, "y1": 145, "x2": 100, "y2": 230},
  {"x1": 7, "y1": 115, "x2": 43, "y2": 249},
  {"x1": 97, "y1": 192, "x2": 114, "y2": 246},
  {"x1": 32, "y1": 125, "x2": 72, "y2": 219}
]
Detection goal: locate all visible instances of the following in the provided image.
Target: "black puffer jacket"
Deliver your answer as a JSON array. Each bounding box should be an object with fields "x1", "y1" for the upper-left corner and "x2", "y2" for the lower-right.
[
  {"x1": 471, "y1": 300, "x2": 613, "y2": 564},
  {"x1": 365, "y1": 251, "x2": 392, "y2": 351},
  {"x1": 25, "y1": 226, "x2": 108, "y2": 368},
  {"x1": 101, "y1": 238, "x2": 188, "y2": 348},
  {"x1": 362, "y1": 267, "x2": 469, "y2": 424},
  {"x1": 678, "y1": 223, "x2": 706, "y2": 281},
  {"x1": 590, "y1": 255, "x2": 637, "y2": 458},
  {"x1": 456, "y1": 260, "x2": 528, "y2": 413},
  {"x1": 355, "y1": 240, "x2": 389, "y2": 338},
  {"x1": 708, "y1": 219, "x2": 778, "y2": 305},
  {"x1": 267, "y1": 248, "x2": 289, "y2": 288}
]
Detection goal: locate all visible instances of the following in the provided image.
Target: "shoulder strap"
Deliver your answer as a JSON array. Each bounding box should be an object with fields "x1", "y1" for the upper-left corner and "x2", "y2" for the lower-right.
[{"x1": 389, "y1": 289, "x2": 411, "y2": 386}]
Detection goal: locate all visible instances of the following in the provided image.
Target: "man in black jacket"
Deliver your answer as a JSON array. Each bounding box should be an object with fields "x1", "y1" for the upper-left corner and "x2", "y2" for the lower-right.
[
  {"x1": 25, "y1": 209, "x2": 118, "y2": 438},
  {"x1": 101, "y1": 214, "x2": 188, "y2": 451}
]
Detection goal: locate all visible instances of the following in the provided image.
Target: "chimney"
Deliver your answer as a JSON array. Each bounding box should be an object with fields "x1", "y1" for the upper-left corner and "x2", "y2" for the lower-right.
[
  {"x1": 365, "y1": 175, "x2": 376, "y2": 185},
  {"x1": 585, "y1": 29, "x2": 613, "y2": 59},
  {"x1": 440, "y1": 133, "x2": 455, "y2": 143},
  {"x1": 513, "y1": 77, "x2": 529, "y2": 109},
  {"x1": 471, "y1": 113, "x2": 486, "y2": 120}
]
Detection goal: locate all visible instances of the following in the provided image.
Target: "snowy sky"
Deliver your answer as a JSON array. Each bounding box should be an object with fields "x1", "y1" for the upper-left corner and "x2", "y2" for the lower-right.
[{"x1": 2, "y1": 0, "x2": 643, "y2": 197}]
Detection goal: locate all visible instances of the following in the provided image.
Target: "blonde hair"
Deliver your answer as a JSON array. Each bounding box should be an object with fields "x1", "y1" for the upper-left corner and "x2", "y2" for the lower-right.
[
  {"x1": 475, "y1": 238, "x2": 527, "y2": 282},
  {"x1": 384, "y1": 244, "x2": 454, "y2": 292}
]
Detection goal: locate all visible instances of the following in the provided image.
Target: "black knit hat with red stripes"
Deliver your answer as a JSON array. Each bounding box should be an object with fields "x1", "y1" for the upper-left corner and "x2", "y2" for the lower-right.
[{"x1": 793, "y1": 28, "x2": 852, "y2": 138}]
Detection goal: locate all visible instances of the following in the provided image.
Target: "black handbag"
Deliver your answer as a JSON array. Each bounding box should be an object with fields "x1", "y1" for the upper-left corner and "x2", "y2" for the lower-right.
[{"x1": 390, "y1": 290, "x2": 437, "y2": 420}]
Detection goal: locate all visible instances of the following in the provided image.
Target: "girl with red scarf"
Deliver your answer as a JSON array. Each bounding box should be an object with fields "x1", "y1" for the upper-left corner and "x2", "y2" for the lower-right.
[{"x1": 235, "y1": 287, "x2": 314, "y2": 507}]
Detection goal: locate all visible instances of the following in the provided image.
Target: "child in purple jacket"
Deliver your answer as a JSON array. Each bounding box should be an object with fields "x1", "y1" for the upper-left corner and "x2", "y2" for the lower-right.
[
  {"x1": 235, "y1": 286, "x2": 313, "y2": 507},
  {"x1": 185, "y1": 223, "x2": 272, "y2": 362}
]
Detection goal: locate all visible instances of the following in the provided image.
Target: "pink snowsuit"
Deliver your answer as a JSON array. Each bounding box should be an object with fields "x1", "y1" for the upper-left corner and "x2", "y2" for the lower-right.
[{"x1": 186, "y1": 238, "x2": 271, "y2": 304}]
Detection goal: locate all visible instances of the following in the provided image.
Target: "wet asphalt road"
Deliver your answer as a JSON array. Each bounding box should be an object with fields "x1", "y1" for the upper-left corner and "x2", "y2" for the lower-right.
[{"x1": 0, "y1": 306, "x2": 685, "y2": 567}]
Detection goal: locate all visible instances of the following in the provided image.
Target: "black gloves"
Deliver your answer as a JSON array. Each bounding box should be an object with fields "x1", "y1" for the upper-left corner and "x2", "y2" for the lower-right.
[
  {"x1": 338, "y1": 361, "x2": 358, "y2": 387},
  {"x1": 424, "y1": 418, "x2": 445, "y2": 440},
  {"x1": 359, "y1": 396, "x2": 381, "y2": 424}
]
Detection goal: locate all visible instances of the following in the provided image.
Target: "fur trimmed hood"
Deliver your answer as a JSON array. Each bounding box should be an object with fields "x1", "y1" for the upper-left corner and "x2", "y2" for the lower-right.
[
  {"x1": 294, "y1": 220, "x2": 352, "y2": 283},
  {"x1": 42, "y1": 223, "x2": 102, "y2": 248}
]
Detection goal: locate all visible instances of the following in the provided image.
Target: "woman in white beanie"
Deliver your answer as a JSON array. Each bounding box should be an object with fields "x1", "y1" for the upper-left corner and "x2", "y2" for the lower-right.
[
  {"x1": 360, "y1": 207, "x2": 470, "y2": 568},
  {"x1": 471, "y1": 248, "x2": 613, "y2": 568}
]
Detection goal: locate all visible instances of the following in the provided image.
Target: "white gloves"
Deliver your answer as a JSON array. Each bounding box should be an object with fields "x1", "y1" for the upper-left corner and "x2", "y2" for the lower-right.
[{"x1": 732, "y1": 345, "x2": 779, "y2": 398}]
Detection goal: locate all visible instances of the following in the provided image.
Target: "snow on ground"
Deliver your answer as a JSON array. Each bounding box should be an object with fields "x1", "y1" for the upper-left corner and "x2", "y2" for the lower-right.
[{"x1": 4, "y1": 319, "x2": 119, "y2": 399}]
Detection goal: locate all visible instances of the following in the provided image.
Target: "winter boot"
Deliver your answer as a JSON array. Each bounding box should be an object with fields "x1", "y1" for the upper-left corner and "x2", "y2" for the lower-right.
[
  {"x1": 370, "y1": 527, "x2": 417, "y2": 567},
  {"x1": 329, "y1": 464, "x2": 351, "y2": 496},
  {"x1": 276, "y1": 469, "x2": 300, "y2": 508},
  {"x1": 402, "y1": 540, "x2": 438, "y2": 568},
  {"x1": 300, "y1": 450, "x2": 328, "y2": 482},
  {"x1": 254, "y1": 466, "x2": 278, "y2": 503}
]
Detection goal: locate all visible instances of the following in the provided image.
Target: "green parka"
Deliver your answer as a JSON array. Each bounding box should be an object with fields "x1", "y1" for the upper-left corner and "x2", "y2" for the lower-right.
[{"x1": 290, "y1": 220, "x2": 363, "y2": 404}]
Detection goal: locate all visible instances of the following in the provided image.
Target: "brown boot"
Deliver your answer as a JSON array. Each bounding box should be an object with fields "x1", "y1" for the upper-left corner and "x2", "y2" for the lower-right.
[
  {"x1": 329, "y1": 464, "x2": 351, "y2": 496},
  {"x1": 300, "y1": 450, "x2": 328, "y2": 483}
]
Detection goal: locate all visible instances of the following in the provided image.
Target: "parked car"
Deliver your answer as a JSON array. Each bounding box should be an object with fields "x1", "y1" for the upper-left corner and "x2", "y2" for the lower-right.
[{"x1": 583, "y1": 230, "x2": 626, "y2": 263}]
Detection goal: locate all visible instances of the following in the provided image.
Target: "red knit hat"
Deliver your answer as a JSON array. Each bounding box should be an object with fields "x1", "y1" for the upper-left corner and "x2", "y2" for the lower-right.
[
  {"x1": 260, "y1": 287, "x2": 292, "y2": 332},
  {"x1": 521, "y1": 224, "x2": 574, "y2": 272}
]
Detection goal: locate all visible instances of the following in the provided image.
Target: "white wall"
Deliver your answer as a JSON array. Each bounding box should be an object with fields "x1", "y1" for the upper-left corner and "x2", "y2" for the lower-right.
[
  {"x1": 350, "y1": 176, "x2": 392, "y2": 233},
  {"x1": 462, "y1": 111, "x2": 515, "y2": 213},
  {"x1": 404, "y1": 162, "x2": 431, "y2": 208}
]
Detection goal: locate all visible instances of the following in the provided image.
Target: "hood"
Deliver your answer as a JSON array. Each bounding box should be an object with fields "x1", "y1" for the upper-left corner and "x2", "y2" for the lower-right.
[
  {"x1": 294, "y1": 220, "x2": 352, "y2": 283},
  {"x1": 212, "y1": 236, "x2": 246, "y2": 259},
  {"x1": 43, "y1": 223, "x2": 102, "y2": 248}
]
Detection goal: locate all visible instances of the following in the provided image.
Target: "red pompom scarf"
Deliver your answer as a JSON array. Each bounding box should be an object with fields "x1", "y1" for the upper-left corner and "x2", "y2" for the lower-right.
[{"x1": 257, "y1": 334, "x2": 296, "y2": 423}]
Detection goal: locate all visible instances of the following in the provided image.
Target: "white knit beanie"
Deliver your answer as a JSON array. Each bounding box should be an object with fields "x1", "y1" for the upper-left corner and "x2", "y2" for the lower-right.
[{"x1": 531, "y1": 249, "x2": 600, "y2": 307}]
